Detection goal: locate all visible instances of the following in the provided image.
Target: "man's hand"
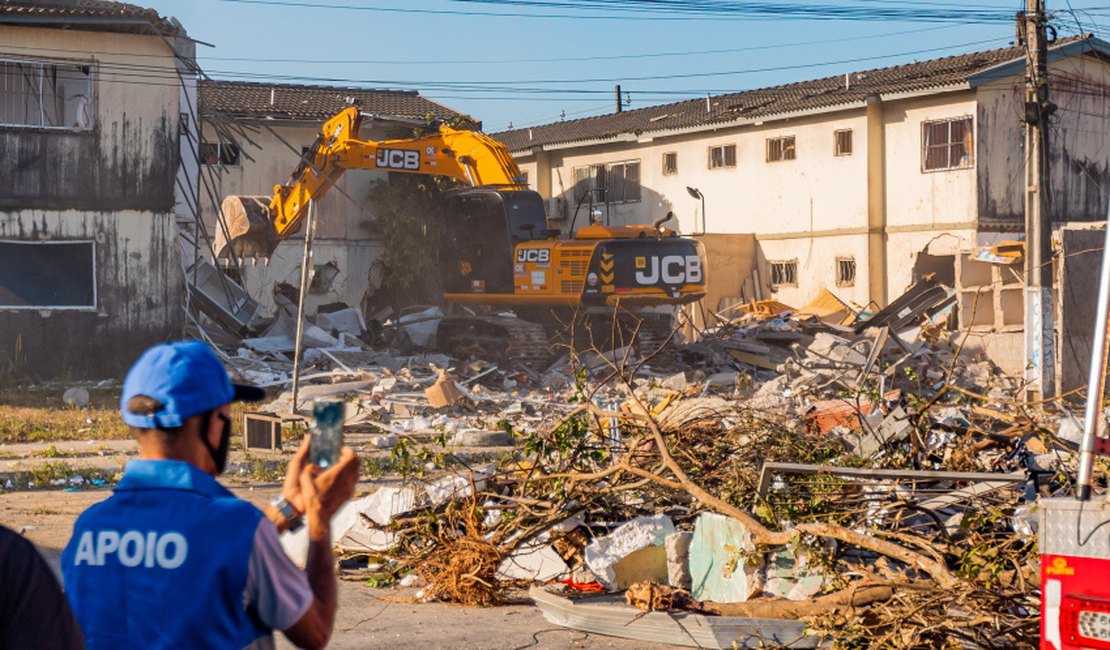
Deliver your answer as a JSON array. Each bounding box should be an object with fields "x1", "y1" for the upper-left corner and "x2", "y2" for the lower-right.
[
  {"x1": 298, "y1": 446, "x2": 359, "y2": 541},
  {"x1": 281, "y1": 435, "x2": 311, "y2": 514}
]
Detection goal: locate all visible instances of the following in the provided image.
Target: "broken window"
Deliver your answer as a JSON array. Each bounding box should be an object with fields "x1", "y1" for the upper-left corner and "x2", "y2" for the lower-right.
[
  {"x1": 200, "y1": 141, "x2": 242, "y2": 167},
  {"x1": 835, "y1": 129, "x2": 853, "y2": 156},
  {"x1": 309, "y1": 261, "x2": 339, "y2": 294},
  {"x1": 766, "y1": 136, "x2": 796, "y2": 162},
  {"x1": 708, "y1": 144, "x2": 736, "y2": 170},
  {"x1": 770, "y1": 259, "x2": 798, "y2": 288},
  {"x1": 0, "y1": 58, "x2": 95, "y2": 130},
  {"x1": 836, "y1": 257, "x2": 856, "y2": 287},
  {"x1": 922, "y1": 116, "x2": 973, "y2": 171},
  {"x1": 573, "y1": 161, "x2": 640, "y2": 204},
  {"x1": 662, "y1": 151, "x2": 678, "y2": 176},
  {"x1": 0, "y1": 241, "x2": 96, "y2": 308}
]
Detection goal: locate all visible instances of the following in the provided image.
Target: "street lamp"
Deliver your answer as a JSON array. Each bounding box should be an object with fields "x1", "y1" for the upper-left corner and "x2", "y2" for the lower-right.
[{"x1": 686, "y1": 186, "x2": 706, "y2": 234}]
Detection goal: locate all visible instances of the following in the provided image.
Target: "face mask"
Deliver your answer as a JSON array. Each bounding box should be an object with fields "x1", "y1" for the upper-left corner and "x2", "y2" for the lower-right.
[{"x1": 202, "y1": 413, "x2": 232, "y2": 475}]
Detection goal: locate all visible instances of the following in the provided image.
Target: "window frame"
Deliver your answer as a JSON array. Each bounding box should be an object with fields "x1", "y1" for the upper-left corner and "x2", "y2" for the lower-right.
[
  {"x1": 921, "y1": 116, "x2": 974, "y2": 173},
  {"x1": 707, "y1": 143, "x2": 737, "y2": 170},
  {"x1": 766, "y1": 135, "x2": 797, "y2": 163},
  {"x1": 0, "y1": 240, "x2": 97, "y2": 310},
  {"x1": 0, "y1": 56, "x2": 96, "y2": 131},
  {"x1": 835, "y1": 256, "x2": 856, "y2": 287},
  {"x1": 200, "y1": 141, "x2": 242, "y2": 168},
  {"x1": 834, "y1": 129, "x2": 853, "y2": 157},
  {"x1": 769, "y1": 259, "x2": 798, "y2": 289},
  {"x1": 662, "y1": 151, "x2": 678, "y2": 176},
  {"x1": 572, "y1": 159, "x2": 641, "y2": 204}
]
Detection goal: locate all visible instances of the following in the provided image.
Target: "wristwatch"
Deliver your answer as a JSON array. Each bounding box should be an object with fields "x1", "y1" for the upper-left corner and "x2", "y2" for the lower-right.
[{"x1": 271, "y1": 496, "x2": 304, "y2": 532}]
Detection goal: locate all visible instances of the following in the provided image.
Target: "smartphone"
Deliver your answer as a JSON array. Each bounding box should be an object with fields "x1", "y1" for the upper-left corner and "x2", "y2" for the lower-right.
[{"x1": 309, "y1": 399, "x2": 344, "y2": 469}]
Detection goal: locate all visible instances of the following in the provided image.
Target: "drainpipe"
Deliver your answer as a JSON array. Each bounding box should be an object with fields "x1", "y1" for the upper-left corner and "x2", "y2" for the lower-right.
[{"x1": 866, "y1": 96, "x2": 888, "y2": 308}]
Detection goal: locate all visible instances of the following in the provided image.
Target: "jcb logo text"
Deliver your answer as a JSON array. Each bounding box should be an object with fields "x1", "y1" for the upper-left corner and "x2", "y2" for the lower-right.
[
  {"x1": 634, "y1": 255, "x2": 702, "y2": 285},
  {"x1": 375, "y1": 149, "x2": 420, "y2": 170},
  {"x1": 516, "y1": 249, "x2": 550, "y2": 263}
]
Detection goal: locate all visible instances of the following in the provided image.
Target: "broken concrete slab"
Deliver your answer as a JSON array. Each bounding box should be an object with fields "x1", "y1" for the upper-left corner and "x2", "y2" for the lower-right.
[
  {"x1": 425, "y1": 465, "x2": 495, "y2": 506},
  {"x1": 584, "y1": 514, "x2": 675, "y2": 590},
  {"x1": 451, "y1": 430, "x2": 512, "y2": 447},
  {"x1": 666, "y1": 531, "x2": 693, "y2": 590},
  {"x1": 364, "y1": 486, "x2": 417, "y2": 526},
  {"x1": 496, "y1": 542, "x2": 569, "y2": 582},
  {"x1": 689, "y1": 513, "x2": 761, "y2": 603},
  {"x1": 316, "y1": 306, "x2": 366, "y2": 337}
]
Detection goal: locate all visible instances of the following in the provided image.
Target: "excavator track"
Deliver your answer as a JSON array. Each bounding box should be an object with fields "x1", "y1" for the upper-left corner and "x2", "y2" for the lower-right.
[{"x1": 437, "y1": 315, "x2": 552, "y2": 369}]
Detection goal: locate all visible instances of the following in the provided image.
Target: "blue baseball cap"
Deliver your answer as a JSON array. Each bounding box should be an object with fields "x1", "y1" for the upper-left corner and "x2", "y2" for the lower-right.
[{"x1": 120, "y1": 340, "x2": 265, "y2": 429}]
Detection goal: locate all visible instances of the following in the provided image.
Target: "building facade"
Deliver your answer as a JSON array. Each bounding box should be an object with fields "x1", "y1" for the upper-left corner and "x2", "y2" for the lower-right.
[
  {"x1": 0, "y1": 2, "x2": 193, "y2": 379},
  {"x1": 497, "y1": 37, "x2": 1110, "y2": 370}
]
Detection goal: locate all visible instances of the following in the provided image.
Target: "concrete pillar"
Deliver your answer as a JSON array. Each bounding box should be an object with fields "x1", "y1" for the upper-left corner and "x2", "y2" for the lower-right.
[{"x1": 866, "y1": 97, "x2": 888, "y2": 308}]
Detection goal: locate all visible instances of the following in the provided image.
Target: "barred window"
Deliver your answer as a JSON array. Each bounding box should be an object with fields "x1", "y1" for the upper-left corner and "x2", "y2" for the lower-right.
[
  {"x1": 200, "y1": 141, "x2": 242, "y2": 167},
  {"x1": 766, "y1": 136, "x2": 796, "y2": 162},
  {"x1": 835, "y1": 129, "x2": 853, "y2": 156},
  {"x1": 573, "y1": 160, "x2": 640, "y2": 204},
  {"x1": 922, "y1": 117, "x2": 973, "y2": 171},
  {"x1": 770, "y1": 259, "x2": 798, "y2": 288},
  {"x1": 708, "y1": 144, "x2": 736, "y2": 169},
  {"x1": 662, "y1": 151, "x2": 678, "y2": 175},
  {"x1": 836, "y1": 257, "x2": 856, "y2": 287}
]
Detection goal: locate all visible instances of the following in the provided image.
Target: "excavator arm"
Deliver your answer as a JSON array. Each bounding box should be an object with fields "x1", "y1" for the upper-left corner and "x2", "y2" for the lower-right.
[{"x1": 214, "y1": 105, "x2": 527, "y2": 260}]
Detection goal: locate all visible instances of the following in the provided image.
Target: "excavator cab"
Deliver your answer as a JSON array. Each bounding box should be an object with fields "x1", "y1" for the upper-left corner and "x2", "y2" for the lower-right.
[{"x1": 439, "y1": 188, "x2": 552, "y2": 295}]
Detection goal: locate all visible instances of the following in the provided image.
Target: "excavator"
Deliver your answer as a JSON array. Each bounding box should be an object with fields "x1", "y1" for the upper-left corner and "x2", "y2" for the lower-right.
[{"x1": 214, "y1": 105, "x2": 707, "y2": 366}]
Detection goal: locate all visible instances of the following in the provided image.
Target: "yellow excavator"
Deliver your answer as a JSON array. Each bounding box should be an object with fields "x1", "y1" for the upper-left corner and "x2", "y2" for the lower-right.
[{"x1": 215, "y1": 105, "x2": 707, "y2": 366}]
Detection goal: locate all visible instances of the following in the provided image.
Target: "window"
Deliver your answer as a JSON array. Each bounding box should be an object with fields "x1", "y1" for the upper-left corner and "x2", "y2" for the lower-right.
[
  {"x1": 922, "y1": 116, "x2": 973, "y2": 171},
  {"x1": 0, "y1": 58, "x2": 95, "y2": 129},
  {"x1": 836, "y1": 257, "x2": 856, "y2": 287},
  {"x1": 0, "y1": 241, "x2": 96, "y2": 309},
  {"x1": 662, "y1": 151, "x2": 678, "y2": 176},
  {"x1": 835, "y1": 129, "x2": 853, "y2": 156},
  {"x1": 200, "y1": 141, "x2": 242, "y2": 167},
  {"x1": 708, "y1": 144, "x2": 736, "y2": 169},
  {"x1": 520, "y1": 170, "x2": 529, "y2": 187},
  {"x1": 770, "y1": 260, "x2": 798, "y2": 288},
  {"x1": 573, "y1": 160, "x2": 641, "y2": 204},
  {"x1": 766, "y1": 136, "x2": 796, "y2": 162},
  {"x1": 606, "y1": 161, "x2": 641, "y2": 203}
]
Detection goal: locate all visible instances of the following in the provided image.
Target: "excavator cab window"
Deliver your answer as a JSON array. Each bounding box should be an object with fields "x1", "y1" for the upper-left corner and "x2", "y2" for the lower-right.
[
  {"x1": 502, "y1": 191, "x2": 549, "y2": 243},
  {"x1": 439, "y1": 190, "x2": 515, "y2": 294}
]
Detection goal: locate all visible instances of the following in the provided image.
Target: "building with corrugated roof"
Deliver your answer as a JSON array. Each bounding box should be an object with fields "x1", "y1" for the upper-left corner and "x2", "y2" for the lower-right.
[
  {"x1": 196, "y1": 79, "x2": 471, "y2": 316},
  {"x1": 496, "y1": 36, "x2": 1110, "y2": 374}
]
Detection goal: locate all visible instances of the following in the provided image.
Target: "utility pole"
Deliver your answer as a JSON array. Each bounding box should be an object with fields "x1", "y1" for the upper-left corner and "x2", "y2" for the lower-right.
[{"x1": 1022, "y1": 0, "x2": 1056, "y2": 400}]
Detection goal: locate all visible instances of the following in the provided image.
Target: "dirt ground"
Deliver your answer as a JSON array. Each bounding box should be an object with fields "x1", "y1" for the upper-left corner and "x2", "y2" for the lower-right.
[{"x1": 1, "y1": 482, "x2": 671, "y2": 650}]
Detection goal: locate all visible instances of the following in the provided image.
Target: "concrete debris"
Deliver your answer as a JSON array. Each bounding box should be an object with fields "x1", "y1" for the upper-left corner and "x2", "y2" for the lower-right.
[
  {"x1": 63, "y1": 387, "x2": 90, "y2": 407},
  {"x1": 584, "y1": 515, "x2": 675, "y2": 590},
  {"x1": 665, "y1": 531, "x2": 693, "y2": 590},
  {"x1": 496, "y1": 542, "x2": 569, "y2": 582},
  {"x1": 363, "y1": 487, "x2": 417, "y2": 526}
]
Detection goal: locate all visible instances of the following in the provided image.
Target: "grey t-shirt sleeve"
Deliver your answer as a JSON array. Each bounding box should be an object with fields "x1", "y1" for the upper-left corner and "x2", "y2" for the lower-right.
[{"x1": 245, "y1": 520, "x2": 314, "y2": 631}]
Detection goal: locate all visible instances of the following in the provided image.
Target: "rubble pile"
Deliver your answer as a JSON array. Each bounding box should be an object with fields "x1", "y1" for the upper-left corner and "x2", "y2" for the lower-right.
[{"x1": 193, "y1": 281, "x2": 1073, "y2": 649}]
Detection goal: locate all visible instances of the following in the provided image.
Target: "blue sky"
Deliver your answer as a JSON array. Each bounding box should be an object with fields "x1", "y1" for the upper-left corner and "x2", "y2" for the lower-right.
[{"x1": 144, "y1": 0, "x2": 1109, "y2": 132}]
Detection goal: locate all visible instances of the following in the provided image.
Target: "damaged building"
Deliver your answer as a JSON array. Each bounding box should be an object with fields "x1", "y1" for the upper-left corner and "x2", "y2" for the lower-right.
[
  {"x1": 497, "y1": 35, "x2": 1110, "y2": 374},
  {"x1": 0, "y1": 1, "x2": 195, "y2": 378},
  {"x1": 194, "y1": 80, "x2": 467, "y2": 318}
]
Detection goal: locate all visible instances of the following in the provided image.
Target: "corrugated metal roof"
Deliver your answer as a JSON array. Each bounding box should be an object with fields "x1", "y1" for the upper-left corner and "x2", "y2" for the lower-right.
[
  {"x1": 495, "y1": 36, "x2": 1095, "y2": 152},
  {"x1": 0, "y1": 1, "x2": 182, "y2": 35},
  {"x1": 198, "y1": 79, "x2": 468, "y2": 123}
]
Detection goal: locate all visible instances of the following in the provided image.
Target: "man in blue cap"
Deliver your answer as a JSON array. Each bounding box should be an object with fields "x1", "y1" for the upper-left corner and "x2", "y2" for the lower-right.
[{"x1": 62, "y1": 340, "x2": 359, "y2": 649}]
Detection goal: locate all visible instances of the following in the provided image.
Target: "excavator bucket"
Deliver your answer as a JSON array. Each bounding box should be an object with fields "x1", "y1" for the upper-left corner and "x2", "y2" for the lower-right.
[{"x1": 213, "y1": 195, "x2": 281, "y2": 262}]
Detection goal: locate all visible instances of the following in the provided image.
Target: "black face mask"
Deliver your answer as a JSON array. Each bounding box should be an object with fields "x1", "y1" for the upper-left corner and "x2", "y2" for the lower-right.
[{"x1": 202, "y1": 412, "x2": 232, "y2": 475}]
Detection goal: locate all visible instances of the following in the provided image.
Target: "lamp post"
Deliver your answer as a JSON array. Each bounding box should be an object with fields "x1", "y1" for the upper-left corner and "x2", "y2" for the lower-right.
[{"x1": 686, "y1": 186, "x2": 705, "y2": 234}]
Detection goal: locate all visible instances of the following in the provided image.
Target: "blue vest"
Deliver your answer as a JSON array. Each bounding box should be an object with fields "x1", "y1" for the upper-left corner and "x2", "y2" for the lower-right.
[{"x1": 62, "y1": 460, "x2": 271, "y2": 649}]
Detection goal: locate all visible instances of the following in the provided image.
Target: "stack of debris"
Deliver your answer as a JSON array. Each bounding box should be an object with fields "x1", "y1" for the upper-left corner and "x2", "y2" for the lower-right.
[{"x1": 194, "y1": 275, "x2": 1070, "y2": 648}]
